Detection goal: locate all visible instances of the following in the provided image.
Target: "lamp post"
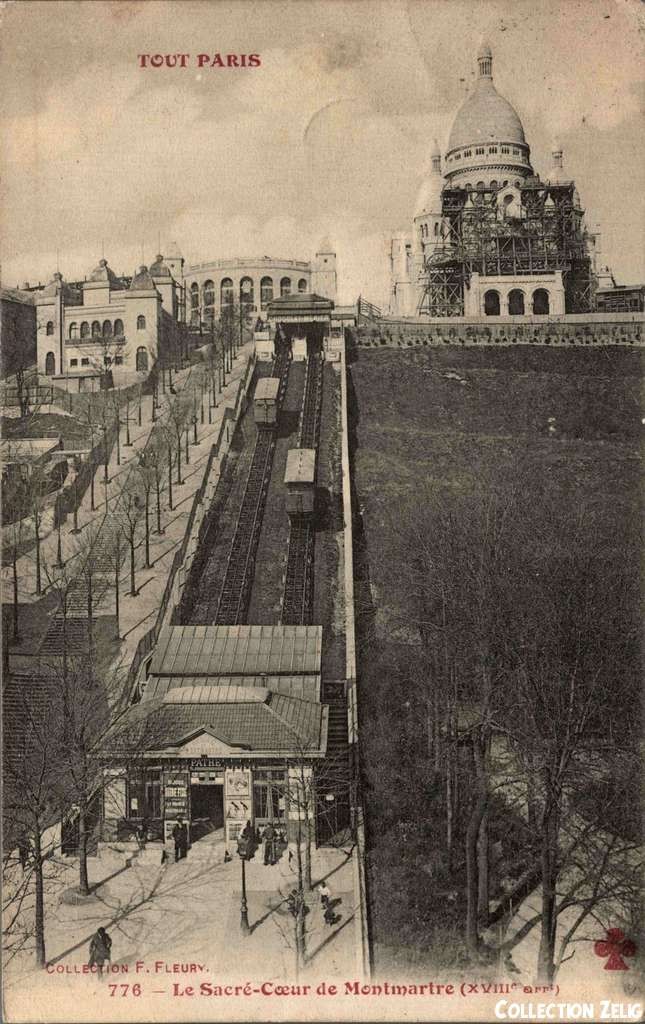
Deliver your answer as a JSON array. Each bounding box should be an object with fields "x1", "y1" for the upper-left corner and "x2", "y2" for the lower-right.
[
  {"x1": 240, "y1": 857, "x2": 250, "y2": 935},
  {"x1": 237, "y1": 829, "x2": 256, "y2": 935}
]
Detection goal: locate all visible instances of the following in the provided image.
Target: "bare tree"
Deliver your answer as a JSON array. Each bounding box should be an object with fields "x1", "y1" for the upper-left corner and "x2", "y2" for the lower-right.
[{"x1": 115, "y1": 475, "x2": 143, "y2": 597}]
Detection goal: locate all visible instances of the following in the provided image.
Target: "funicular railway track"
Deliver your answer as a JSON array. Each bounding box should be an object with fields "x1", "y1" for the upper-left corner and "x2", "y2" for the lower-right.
[
  {"x1": 214, "y1": 350, "x2": 291, "y2": 624},
  {"x1": 281, "y1": 353, "x2": 323, "y2": 626}
]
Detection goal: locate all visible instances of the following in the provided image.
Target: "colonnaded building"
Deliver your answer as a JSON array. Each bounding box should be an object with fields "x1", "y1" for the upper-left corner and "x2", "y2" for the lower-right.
[{"x1": 388, "y1": 42, "x2": 641, "y2": 319}]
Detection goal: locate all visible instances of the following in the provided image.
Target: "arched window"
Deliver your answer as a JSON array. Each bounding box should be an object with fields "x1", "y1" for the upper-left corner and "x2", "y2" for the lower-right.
[
  {"x1": 80, "y1": 321, "x2": 90, "y2": 339},
  {"x1": 476, "y1": 180, "x2": 485, "y2": 189},
  {"x1": 532, "y1": 288, "x2": 550, "y2": 315},
  {"x1": 260, "y1": 277, "x2": 273, "y2": 307},
  {"x1": 464, "y1": 182, "x2": 471, "y2": 190},
  {"x1": 434, "y1": 223, "x2": 439, "y2": 237},
  {"x1": 490, "y1": 180, "x2": 498, "y2": 189},
  {"x1": 221, "y1": 277, "x2": 234, "y2": 307},
  {"x1": 69, "y1": 322, "x2": 78, "y2": 339},
  {"x1": 103, "y1": 320, "x2": 113, "y2": 337},
  {"x1": 484, "y1": 290, "x2": 500, "y2": 316},
  {"x1": 190, "y1": 282, "x2": 200, "y2": 325},
  {"x1": 298, "y1": 278, "x2": 307, "y2": 293},
  {"x1": 240, "y1": 276, "x2": 254, "y2": 308},
  {"x1": 91, "y1": 321, "x2": 101, "y2": 337},
  {"x1": 136, "y1": 315, "x2": 146, "y2": 330},
  {"x1": 113, "y1": 318, "x2": 124, "y2": 336},
  {"x1": 502, "y1": 180, "x2": 509, "y2": 187},
  {"x1": 508, "y1": 290, "x2": 525, "y2": 315},
  {"x1": 46, "y1": 321, "x2": 54, "y2": 336},
  {"x1": 280, "y1": 277, "x2": 291, "y2": 297},
  {"x1": 45, "y1": 351, "x2": 55, "y2": 375},
  {"x1": 136, "y1": 346, "x2": 149, "y2": 372},
  {"x1": 203, "y1": 279, "x2": 215, "y2": 309}
]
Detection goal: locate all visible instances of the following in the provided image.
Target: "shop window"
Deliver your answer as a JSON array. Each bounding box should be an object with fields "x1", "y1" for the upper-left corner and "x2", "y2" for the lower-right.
[
  {"x1": 253, "y1": 769, "x2": 285, "y2": 820},
  {"x1": 136, "y1": 314, "x2": 146, "y2": 330},
  {"x1": 46, "y1": 321, "x2": 54, "y2": 336},
  {"x1": 128, "y1": 769, "x2": 161, "y2": 819}
]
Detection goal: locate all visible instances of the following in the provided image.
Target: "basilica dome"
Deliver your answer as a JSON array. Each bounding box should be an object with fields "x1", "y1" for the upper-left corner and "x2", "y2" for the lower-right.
[
  {"x1": 444, "y1": 42, "x2": 532, "y2": 189},
  {"x1": 448, "y1": 80, "x2": 526, "y2": 152}
]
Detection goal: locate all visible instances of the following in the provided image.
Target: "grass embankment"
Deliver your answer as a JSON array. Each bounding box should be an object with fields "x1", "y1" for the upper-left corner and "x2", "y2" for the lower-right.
[{"x1": 349, "y1": 345, "x2": 642, "y2": 974}]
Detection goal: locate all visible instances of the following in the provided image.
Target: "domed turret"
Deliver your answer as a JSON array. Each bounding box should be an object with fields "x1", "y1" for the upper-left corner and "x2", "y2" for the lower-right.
[
  {"x1": 414, "y1": 139, "x2": 443, "y2": 217},
  {"x1": 444, "y1": 43, "x2": 532, "y2": 188},
  {"x1": 547, "y1": 140, "x2": 567, "y2": 184},
  {"x1": 150, "y1": 254, "x2": 172, "y2": 278},
  {"x1": 129, "y1": 265, "x2": 156, "y2": 291}
]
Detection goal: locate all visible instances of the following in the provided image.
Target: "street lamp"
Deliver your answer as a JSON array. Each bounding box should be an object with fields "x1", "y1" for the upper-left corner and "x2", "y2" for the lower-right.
[{"x1": 237, "y1": 827, "x2": 258, "y2": 935}]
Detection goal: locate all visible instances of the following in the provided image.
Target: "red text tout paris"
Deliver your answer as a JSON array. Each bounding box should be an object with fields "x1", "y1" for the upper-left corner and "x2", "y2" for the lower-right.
[{"x1": 137, "y1": 54, "x2": 262, "y2": 68}]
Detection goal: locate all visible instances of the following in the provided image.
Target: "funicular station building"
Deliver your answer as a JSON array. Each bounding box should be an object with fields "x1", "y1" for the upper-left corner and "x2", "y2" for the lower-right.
[{"x1": 101, "y1": 292, "x2": 349, "y2": 856}]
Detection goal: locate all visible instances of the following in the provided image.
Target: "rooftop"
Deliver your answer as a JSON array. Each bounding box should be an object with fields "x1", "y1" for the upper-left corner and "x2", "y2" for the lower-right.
[
  {"x1": 285, "y1": 448, "x2": 316, "y2": 485},
  {"x1": 103, "y1": 689, "x2": 328, "y2": 757},
  {"x1": 254, "y1": 377, "x2": 281, "y2": 401},
  {"x1": 144, "y1": 673, "x2": 320, "y2": 703},
  {"x1": 149, "y1": 624, "x2": 322, "y2": 678}
]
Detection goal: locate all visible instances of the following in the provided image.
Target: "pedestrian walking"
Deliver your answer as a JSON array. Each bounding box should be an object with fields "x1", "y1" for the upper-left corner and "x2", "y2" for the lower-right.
[
  {"x1": 262, "y1": 822, "x2": 275, "y2": 865},
  {"x1": 88, "y1": 927, "x2": 112, "y2": 976},
  {"x1": 136, "y1": 820, "x2": 148, "y2": 852},
  {"x1": 318, "y1": 880, "x2": 331, "y2": 909},
  {"x1": 172, "y1": 818, "x2": 188, "y2": 862}
]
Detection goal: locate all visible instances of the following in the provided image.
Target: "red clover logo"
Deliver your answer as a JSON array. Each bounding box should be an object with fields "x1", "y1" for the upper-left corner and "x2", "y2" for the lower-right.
[{"x1": 593, "y1": 928, "x2": 636, "y2": 971}]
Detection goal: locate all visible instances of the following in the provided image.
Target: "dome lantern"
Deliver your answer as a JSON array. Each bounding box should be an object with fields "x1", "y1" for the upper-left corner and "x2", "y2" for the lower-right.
[{"x1": 477, "y1": 39, "x2": 493, "y2": 79}]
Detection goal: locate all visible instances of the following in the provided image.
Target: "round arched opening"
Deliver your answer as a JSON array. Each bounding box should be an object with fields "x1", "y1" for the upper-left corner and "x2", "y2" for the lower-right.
[
  {"x1": 45, "y1": 351, "x2": 56, "y2": 375},
  {"x1": 508, "y1": 290, "x2": 525, "y2": 315},
  {"x1": 136, "y1": 346, "x2": 149, "y2": 372},
  {"x1": 532, "y1": 289, "x2": 550, "y2": 315},
  {"x1": 484, "y1": 290, "x2": 500, "y2": 316}
]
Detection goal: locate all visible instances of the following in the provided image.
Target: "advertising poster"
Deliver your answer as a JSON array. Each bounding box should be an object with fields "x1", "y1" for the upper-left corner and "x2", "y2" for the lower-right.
[{"x1": 1, "y1": 1, "x2": 643, "y2": 1022}]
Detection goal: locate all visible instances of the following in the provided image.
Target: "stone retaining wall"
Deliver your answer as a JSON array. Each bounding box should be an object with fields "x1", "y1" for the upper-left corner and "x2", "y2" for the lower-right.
[{"x1": 353, "y1": 315, "x2": 644, "y2": 350}]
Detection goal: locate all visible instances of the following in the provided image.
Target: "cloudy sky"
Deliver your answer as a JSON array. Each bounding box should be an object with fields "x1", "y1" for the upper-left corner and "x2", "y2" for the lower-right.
[{"x1": 1, "y1": 0, "x2": 643, "y2": 305}]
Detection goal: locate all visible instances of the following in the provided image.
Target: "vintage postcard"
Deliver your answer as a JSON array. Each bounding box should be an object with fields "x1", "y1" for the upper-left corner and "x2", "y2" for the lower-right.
[{"x1": 1, "y1": 1, "x2": 643, "y2": 1022}]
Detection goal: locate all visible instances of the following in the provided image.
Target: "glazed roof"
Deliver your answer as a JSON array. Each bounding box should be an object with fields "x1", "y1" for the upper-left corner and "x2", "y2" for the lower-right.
[
  {"x1": 149, "y1": 624, "x2": 322, "y2": 677},
  {"x1": 447, "y1": 47, "x2": 526, "y2": 152}
]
